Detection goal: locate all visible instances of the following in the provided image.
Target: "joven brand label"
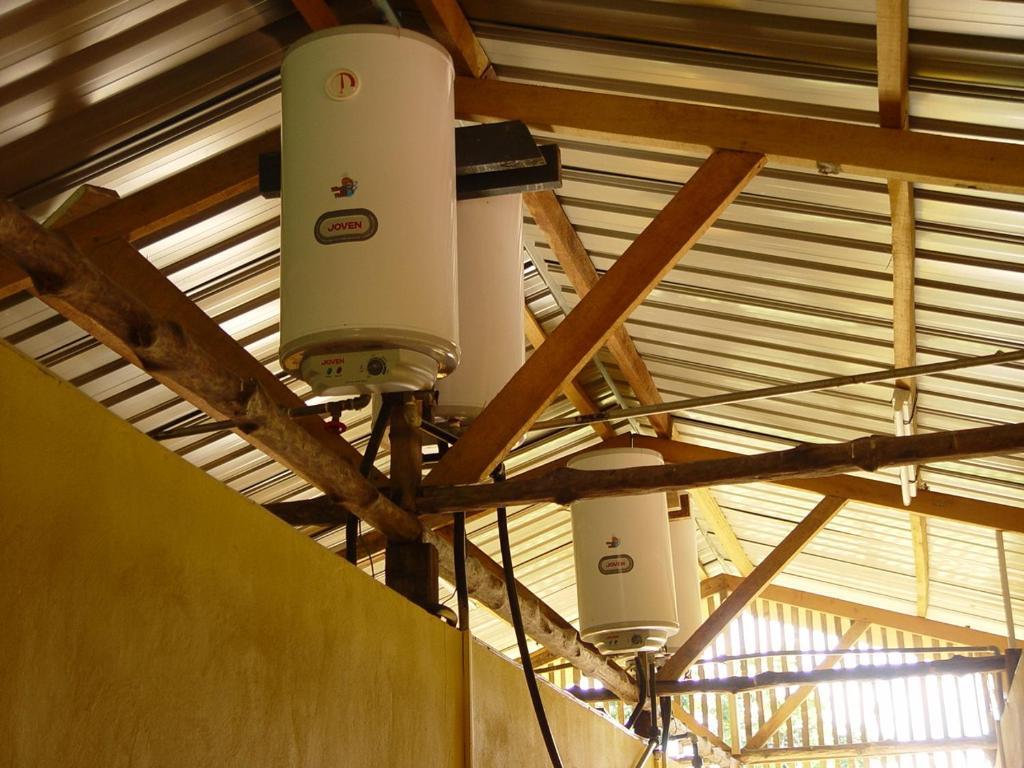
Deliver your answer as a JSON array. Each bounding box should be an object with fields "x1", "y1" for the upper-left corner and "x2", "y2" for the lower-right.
[
  {"x1": 315, "y1": 209, "x2": 378, "y2": 244},
  {"x1": 598, "y1": 554, "x2": 634, "y2": 575}
]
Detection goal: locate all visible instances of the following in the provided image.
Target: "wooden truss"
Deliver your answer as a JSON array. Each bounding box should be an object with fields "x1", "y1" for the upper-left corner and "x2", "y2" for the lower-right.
[{"x1": 2, "y1": 0, "x2": 1021, "y2": 715}]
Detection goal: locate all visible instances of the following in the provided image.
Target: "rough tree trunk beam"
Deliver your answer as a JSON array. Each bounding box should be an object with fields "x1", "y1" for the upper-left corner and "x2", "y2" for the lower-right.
[
  {"x1": 417, "y1": 422, "x2": 1024, "y2": 512},
  {"x1": 0, "y1": 199, "x2": 632, "y2": 699},
  {"x1": 0, "y1": 199, "x2": 421, "y2": 542}
]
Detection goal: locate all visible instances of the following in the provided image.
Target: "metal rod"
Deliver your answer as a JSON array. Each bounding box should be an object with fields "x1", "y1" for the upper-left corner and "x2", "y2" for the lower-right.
[
  {"x1": 147, "y1": 394, "x2": 371, "y2": 441},
  {"x1": 997, "y1": 529, "x2": 1018, "y2": 648},
  {"x1": 567, "y1": 653, "x2": 1006, "y2": 700},
  {"x1": 419, "y1": 419, "x2": 462, "y2": 446},
  {"x1": 290, "y1": 394, "x2": 371, "y2": 419},
  {"x1": 524, "y1": 245, "x2": 644, "y2": 434},
  {"x1": 146, "y1": 417, "x2": 241, "y2": 439},
  {"x1": 692, "y1": 644, "x2": 1003, "y2": 665},
  {"x1": 529, "y1": 348, "x2": 1024, "y2": 431},
  {"x1": 371, "y1": 0, "x2": 400, "y2": 26}
]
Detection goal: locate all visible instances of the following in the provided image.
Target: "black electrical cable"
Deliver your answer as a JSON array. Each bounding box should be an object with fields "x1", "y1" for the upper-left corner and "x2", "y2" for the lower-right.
[
  {"x1": 348, "y1": 399, "x2": 391, "y2": 564},
  {"x1": 647, "y1": 655, "x2": 659, "y2": 742},
  {"x1": 344, "y1": 516, "x2": 359, "y2": 565},
  {"x1": 624, "y1": 655, "x2": 648, "y2": 731},
  {"x1": 659, "y1": 696, "x2": 671, "y2": 757},
  {"x1": 689, "y1": 732, "x2": 703, "y2": 768},
  {"x1": 496, "y1": 483, "x2": 563, "y2": 768},
  {"x1": 453, "y1": 510, "x2": 469, "y2": 631}
]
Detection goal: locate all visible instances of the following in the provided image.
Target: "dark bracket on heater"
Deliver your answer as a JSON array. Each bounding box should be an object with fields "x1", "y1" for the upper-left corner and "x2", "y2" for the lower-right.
[
  {"x1": 456, "y1": 143, "x2": 560, "y2": 200},
  {"x1": 454, "y1": 120, "x2": 546, "y2": 176},
  {"x1": 258, "y1": 120, "x2": 561, "y2": 200}
]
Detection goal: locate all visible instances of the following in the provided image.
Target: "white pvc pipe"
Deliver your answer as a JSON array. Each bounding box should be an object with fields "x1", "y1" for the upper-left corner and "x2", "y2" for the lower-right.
[{"x1": 996, "y1": 529, "x2": 1017, "y2": 648}]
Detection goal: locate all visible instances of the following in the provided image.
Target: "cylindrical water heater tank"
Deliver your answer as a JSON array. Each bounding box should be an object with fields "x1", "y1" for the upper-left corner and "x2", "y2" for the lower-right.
[
  {"x1": 665, "y1": 510, "x2": 702, "y2": 653},
  {"x1": 278, "y1": 26, "x2": 459, "y2": 396},
  {"x1": 434, "y1": 195, "x2": 524, "y2": 426},
  {"x1": 569, "y1": 448, "x2": 679, "y2": 655}
]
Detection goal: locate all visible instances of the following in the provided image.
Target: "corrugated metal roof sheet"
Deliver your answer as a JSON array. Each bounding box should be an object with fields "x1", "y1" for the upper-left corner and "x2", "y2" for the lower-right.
[{"x1": 1, "y1": 0, "x2": 1021, "y2": 657}]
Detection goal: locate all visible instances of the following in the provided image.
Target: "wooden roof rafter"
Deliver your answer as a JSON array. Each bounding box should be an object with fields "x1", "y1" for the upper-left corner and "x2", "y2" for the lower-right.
[
  {"x1": 0, "y1": 190, "x2": 638, "y2": 702},
  {"x1": 410, "y1": 0, "x2": 758, "y2": 583},
  {"x1": 4, "y1": 0, "x2": 1019, "y2": 712},
  {"x1": 659, "y1": 495, "x2": 847, "y2": 681},
  {"x1": 877, "y1": 0, "x2": 929, "y2": 620},
  {"x1": 423, "y1": 148, "x2": 766, "y2": 487},
  {"x1": 453, "y1": 77, "x2": 1024, "y2": 193},
  {"x1": 702, "y1": 574, "x2": 1009, "y2": 650}
]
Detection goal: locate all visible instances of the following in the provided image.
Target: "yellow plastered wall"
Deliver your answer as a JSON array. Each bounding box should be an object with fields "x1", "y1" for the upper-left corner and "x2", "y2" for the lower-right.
[
  {"x1": 0, "y1": 340, "x2": 648, "y2": 767},
  {"x1": 997, "y1": 656, "x2": 1024, "y2": 768}
]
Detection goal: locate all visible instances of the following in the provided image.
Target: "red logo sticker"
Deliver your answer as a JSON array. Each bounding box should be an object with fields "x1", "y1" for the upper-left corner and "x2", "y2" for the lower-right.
[{"x1": 325, "y1": 69, "x2": 359, "y2": 100}]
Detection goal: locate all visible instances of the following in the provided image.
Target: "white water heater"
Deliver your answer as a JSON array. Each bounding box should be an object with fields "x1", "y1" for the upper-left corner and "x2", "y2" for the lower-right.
[
  {"x1": 569, "y1": 448, "x2": 679, "y2": 655},
  {"x1": 434, "y1": 195, "x2": 524, "y2": 426},
  {"x1": 665, "y1": 510, "x2": 702, "y2": 653},
  {"x1": 278, "y1": 26, "x2": 459, "y2": 396}
]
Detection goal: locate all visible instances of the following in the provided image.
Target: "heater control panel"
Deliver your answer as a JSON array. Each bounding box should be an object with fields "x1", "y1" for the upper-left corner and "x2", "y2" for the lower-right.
[{"x1": 300, "y1": 348, "x2": 438, "y2": 396}]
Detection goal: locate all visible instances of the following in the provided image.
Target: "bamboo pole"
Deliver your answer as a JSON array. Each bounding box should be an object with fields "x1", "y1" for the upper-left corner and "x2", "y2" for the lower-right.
[
  {"x1": 417, "y1": 422, "x2": 1024, "y2": 512},
  {"x1": 997, "y1": 530, "x2": 1018, "y2": 648},
  {"x1": 568, "y1": 654, "x2": 1006, "y2": 700}
]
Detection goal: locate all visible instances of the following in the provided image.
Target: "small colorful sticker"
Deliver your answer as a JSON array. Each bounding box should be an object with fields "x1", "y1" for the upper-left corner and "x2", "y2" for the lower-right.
[{"x1": 331, "y1": 176, "x2": 358, "y2": 198}]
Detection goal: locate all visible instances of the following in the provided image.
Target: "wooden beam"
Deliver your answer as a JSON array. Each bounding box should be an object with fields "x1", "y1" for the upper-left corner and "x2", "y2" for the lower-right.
[
  {"x1": 453, "y1": 77, "x2": 1024, "y2": 193},
  {"x1": 0, "y1": 197, "x2": 635, "y2": 699},
  {"x1": 603, "y1": 435, "x2": 1024, "y2": 535},
  {"x1": 418, "y1": 422, "x2": 1024, "y2": 513},
  {"x1": 388, "y1": 396, "x2": 423, "y2": 513},
  {"x1": 741, "y1": 737, "x2": 997, "y2": 764},
  {"x1": 412, "y1": 0, "x2": 494, "y2": 79},
  {"x1": 744, "y1": 619, "x2": 871, "y2": 750},
  {"x1": 672, "y1": 701, "x2": 731, "y2": 755},
  {"x1": 290, "y1": 0, "x2": 338, "y2": 30},
  {"x1": 0, "y1": 200, "x2": 421, "y2": 541},
  {"x1": 42, "y1": 185, "x2": 122, "y2": 228},
  {"x1": 59, "y1": 131, "x2": 278, "y2": 251},
  {"x1": 385, "y1": 396, "x2": 436, "y2": 609},
  {"x1": 910, "y1": 513, "x2": 929, "y2": 616},
  {"x1": 425, "y1": 149, "x2": 765, "y2": 487},
  {"x1": 878, "y1": 0, "x2": 929, "y2": 621},
  {"x1": 4, "y1": 183, "x2": 379, "y2": 488},
  {"x1": 889, "y1": 178, "x2": 916, "y2": 381},
  {"x1": 878, "y1": 0, "x2": 925, "y2": 616},
  {"x1": 876, "y1": 0, "x2": 910, "y2": 131},
  {"x1": 703, "y1": 574, "x2": 1008, "y2": 650},
  {"x1": 659, "y1": 496, "x2": 846, "y2": 681},
  {"x1": 523, "y1": 190, "x2": 673, "y2": 438},
  {"x1": 63, "y1": 212, "x2": 372, "y2": 479},
  {"x1": 1, "y1": 185, "x2": 121, "y2": 299},
  {"x1": 419, "y1": 0, "x2": 670, "y2": 443},
  {"x1": 522, "y1": 305, "x2": 616, "y2": 440},
  {"x1": 689, "y1": 487, "x2": 754, "y2": 576},
  {"x1": 0, "y1": 260, "x2": 30, "y2": 301}
]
